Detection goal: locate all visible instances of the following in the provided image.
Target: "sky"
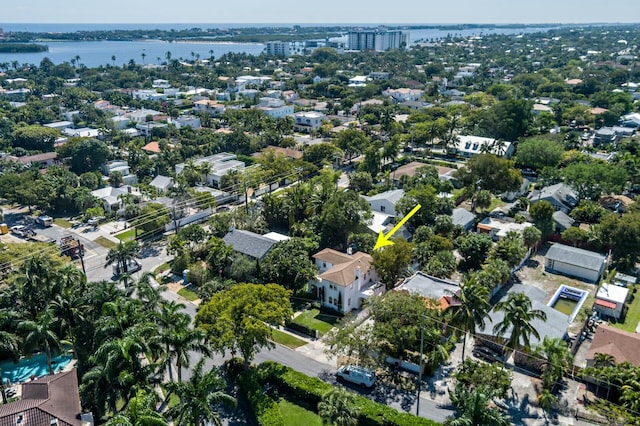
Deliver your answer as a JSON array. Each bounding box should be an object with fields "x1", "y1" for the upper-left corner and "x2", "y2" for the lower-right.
[{"x1": 3, "y1": 0, "x2": 640, "y2": 24}]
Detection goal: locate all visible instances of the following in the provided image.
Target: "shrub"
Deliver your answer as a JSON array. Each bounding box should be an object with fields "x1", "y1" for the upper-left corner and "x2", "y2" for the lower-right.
[{"x1": 237, "y1": 368, "x2": 284, "y2": 426}]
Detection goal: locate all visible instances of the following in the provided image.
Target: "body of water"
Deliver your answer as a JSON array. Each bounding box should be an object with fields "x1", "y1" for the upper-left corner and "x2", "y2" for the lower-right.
[
  {"x1": 0, "y1": 353, "x2": 73, "y2": 384},
  {"x1": 0, "y1": 23, "x2": 557, "y2": 68},
  {"x1": 552, "y1": 296, "x2": 579, "y2": 316}
]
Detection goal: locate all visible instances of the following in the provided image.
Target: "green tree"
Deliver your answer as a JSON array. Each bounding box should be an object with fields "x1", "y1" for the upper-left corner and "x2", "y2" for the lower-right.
[
  {"x1": 488, "y1": 231, "x2": 527, "y2": 267},
  {"x1": 448, "y1": 277, "x2": 490, "y2": 361},
  {"x1": 18, "y1": 309, "x2": 66, "y2": 375},
  {"x1": 319, "y1": 191, "x2": 372, "y2": 249},
  {"x1": 515, "y1": 137, "x2": 564, "y2": 170},
  {"x1": 530, "y1": 200, "x2": 555, "y2": 238},
  {"x1": 348, "y1": 171, "x2": 373, "y2": 193},
  {"x1": 493, "y1": 292, "x2": 547, "y2": 353},
  {"x1": 105, "y1": 241, "x2": 140, "y2": 287},
  {"x1": 534, "y1": 336, "x2": 573, "y2": 391},
  {"x1": 131, "y1": 203, "x2": 171, "y2": 238},
  {"x1": 106, "y1": 390, "x2": 167, "y2": 426},
  {"x1": 318, "y1": 388, "x2": 360, "y2": 426},
  {"x1": 196, "y1": 283, "x2": 293, "y2": 367},
  {"x1": 522, "y1": 226, "x2": 542, "y2": 250},
  {"x1": 561, "y1": 162, "x2": 628, "y2": 200},
  {"x1": 446, "y1": 386, "x2": 511, "y2": 426},
  {"x1": 425, "y1": 250, "x2": 457, "y2": 278},
  {"x1": 166, "y1": 359, "x2": 236, "y2": 426},
  {"x1": 453, "y1": 359, "x2": 512, "y2": 400},
  {"x1": 13, "y1": 125, "x2": 60, "y2": 151},
  {"x1": 454, "y1": 155, "x2": 523, "y2": 194},
  {"x1": 260, "y1": 237, "x2": 318, "y2": 292},
  {"x1": 455, "y1": 233, "x2": 493, "y2": 270},
  {"x1": 324, "y1": 320, "x2": 377, "y2": 368},
  {"x1": 372, "y1": 238, "x2": 413, "y2": 289},
  {"x1": 57, "y1": 138, "x2": 111, "y2": 174}
]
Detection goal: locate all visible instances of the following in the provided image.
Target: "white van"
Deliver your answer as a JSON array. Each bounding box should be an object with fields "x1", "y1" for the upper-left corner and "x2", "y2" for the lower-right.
[{"x1": 336, "y1": 365, "x2": 376, "y2": 388}]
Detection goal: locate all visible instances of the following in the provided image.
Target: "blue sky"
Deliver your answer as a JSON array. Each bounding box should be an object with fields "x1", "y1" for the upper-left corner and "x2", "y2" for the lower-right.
[{"x1": 3, "y1": 0, "x2": 640, "y2": 24}]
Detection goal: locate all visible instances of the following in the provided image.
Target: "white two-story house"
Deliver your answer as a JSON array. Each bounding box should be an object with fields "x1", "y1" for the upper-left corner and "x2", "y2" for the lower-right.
[{"x1": 309, "y1": 248, "x2": 382, "y2": 314}]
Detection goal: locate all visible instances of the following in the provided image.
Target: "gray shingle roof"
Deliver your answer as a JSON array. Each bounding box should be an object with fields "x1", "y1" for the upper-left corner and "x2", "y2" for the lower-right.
[
  {"x1": 396, "y1": 272, "x2": 460, "y2": 301},
  {"x1": 552, "y1": 211, "x2": 575, "y2": 230},
  {"x1": 362, "y1": 189, "x2": 405, "y2": 204},
  {"x1": 451, "y1": 208, "x2": 476, "y2": 227},
  {"x1": 546, "y1": 243, "x2": 606, "y2": 272},
  {"x1": 477, "y1": 284, "x2": 569, "y2": 346},
  {"x1": 223, "y1": 229, "x2": 276, "y2": 259}
]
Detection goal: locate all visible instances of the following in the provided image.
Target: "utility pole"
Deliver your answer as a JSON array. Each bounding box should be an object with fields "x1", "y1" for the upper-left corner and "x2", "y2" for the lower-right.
[
  {"x1": 416, "y1": 314, "x2": 425, "y2": 416},
  {"x1": 77, "y1": 238, "x2": 86, "y2": 275}
]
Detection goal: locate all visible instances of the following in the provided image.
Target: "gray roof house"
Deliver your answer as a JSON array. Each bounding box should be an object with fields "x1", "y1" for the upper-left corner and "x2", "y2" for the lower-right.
[
  {"x1": 395, "y1": 272, "x2": 461, "y2": 309},
  {"x1": 222, "y1": 229, "x2": 278, "y2": 260},
  {"x1": 361, "y1": 189, "x2": 404, "y2": 216},
  {"x1": 451, "y1": 208, "x2": 477, "y2": 232},
  {"x1": 545, "y1": 243, "x2": 607, "y2": 283},
  {"x1": 477, "y1": 284, "x2": 569, "y2": 348},
  {"x1": 552, "y1": 211, "x2": 575, "y2": 233},
  {"x1": 149, "y1": 175, "x2": 174, "y2": 194},
  {"x1": 529, "y1": 183, "x2": 578, "y2": 214}
]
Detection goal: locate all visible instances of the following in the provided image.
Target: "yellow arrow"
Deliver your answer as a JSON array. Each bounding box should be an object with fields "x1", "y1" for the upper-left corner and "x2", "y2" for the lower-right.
[{"x1": 373, "y1": 204, "x2": 422, "y2": 251}]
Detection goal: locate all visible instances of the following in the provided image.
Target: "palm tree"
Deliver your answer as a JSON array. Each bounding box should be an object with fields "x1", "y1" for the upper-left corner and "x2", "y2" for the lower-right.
[
  {"x1": 318, "y1": 388, "x2": 360, "y2": 426},
  {"x1": 593, "y1": 352, "x2": 616, "y2": 368},
  {"x1": 166, "y1": 359, "x2": 236, "y2": 426},
  {"x1": 537, "y1": 388, "x2": 558, "y2": 423},
  {"x1": 105, "y1": 241, "x2": 140, "y2": 287},
  {"x1": 106, "y1": 390, "x2": 167, "y2": 426},
  {"x1": 448, "y1": 277, "x2": 490, "y2": 361},
  {"x1": 534, "y1": 337, "x2": 573, "y2": 391},
  {"x1": 493, "y1": 292, "x2": 547, "y2": 356},
  {"x1": 18, "y1": 309, "x2": 67, "y2": 375},
  {"x1": 448, "y1": 386, "x2": 511, "y2": 426}
]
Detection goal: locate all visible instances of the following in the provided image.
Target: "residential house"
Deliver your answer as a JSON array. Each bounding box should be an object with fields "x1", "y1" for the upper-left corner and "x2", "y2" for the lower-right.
[
  {"x1": 532, "y1": 103, "x2": 553, "y2": 115},
  {"x1": 149, "y1": 175, "x2": 174, "y2": 194},
  {"x1": 5, "y1": 152, "x2": 59, "y2": 168},
  {"x1": 252, "y1": 145, "x2": 303, "y2": 161},
  {"x1": 552, "y1": 211, "x2": 575, "y2": 233},
  {"x1": 309, "y1": 248, "x2": 381, "y2": 314},
  {"x1": 392, "y1": 162, "x2": 455, "y2": 185},
  {"x1": 175, "y1": 153, "x2": 245, "y2": 188},
  {"x1": 544, "y1": 243, "x2": 607, "y2": 283},
  {"x1": 529, "y1": 183, "x2": 578, "y2": 214},
  {"x1": 256, "y1": 97, "x2": 294, "y2": 118},
  {"x1": 586, "y1": 325, "x2": 640, "y2": 366},
  {"x1": 451, "y1": 208, "x2": 477, "y2": 232},
  {"x1": 62, "y1": 127, "x2": 100, "y2": 138},
  {"x1": 91, "y1": 185, "x2": 141, "y2": 213},
  {"x1": 613, "y1": 272, "x2": 637, "y2": 287},
  {"x1": 450, "y1": 135, "x2": 515, "y2": 158},
  {"x1": 102, "y1": 160, "x2": 137, "y2": 185},
  {"x1": 43, "y1": 120, "x2": 74, "y2": 131},
  {"x1": 477, "y1": 217, "x2": 532, "y2": 241},
  {"x1": 594, "y1": 283, "x2": 629, "y2": 319},
  {"x1": 222, "y1": 229, "x2": 281, "y2": 260},
  {"x1": 477, "y1": 284, "x2": 569, "y2": 351},
  {"x1": 293, "y1": 111, "x2": 326, "y2": 133},
  {"x1": 621, "y1": 112, "x2": 640, "y2": 128},
  {"x1": 169, "y1": 115, "x2": 201, "y2": 129},
  {"x1": 395, "y1": 272, "x2": 461, "y2": 310},
  {"x1": 125, "y1": 108, "x2": 163, "y2": 124},
  {"x1": 382, "y1": 88, "x2": 424, "y2": 103},
  {"x1": 194, "y1": 99, "x2": 226, "y2": 116},
  {"x1": 348, "y1": 76, "x2": 370, "y2": 87},
  {"x1": 136, "y1": 121, "x2": 168, "y2": 137},
  {"x1": 593, "y1": 127, "x2": 617, "y2": 146},
  {"x1": 0, "y1": 370, "x2": 83, "y2": 426},
  {"x1": 503, "y1": 177, "x2": 530, "y2": 202},
  {"x1": 361, "y1": 189, "x2": 404, "y2": 216}
]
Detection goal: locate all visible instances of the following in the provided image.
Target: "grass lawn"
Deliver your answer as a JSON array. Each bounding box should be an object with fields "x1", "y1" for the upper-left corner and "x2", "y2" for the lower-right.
[
  {"x1": 278, "y1": 399, "x2": 322, "y2": 426},
  {"x1": 177, "y1": 287, "x2": 199, "y2": 301},
  {"x1": 94, "y1": 236, "x2": 117, "y2": 250},
  {"x1": 292, "y1": 308, "x2": 339, "y2": 335},
  {"x1": 612, "y1": 287, "x2": 640, "y2": 333},
  {"x1": 483, "y1": 196, "x2": 505, "y2": 213},
  {"x1": 153, "y1": 262, "x2": 171, "y2": 275},
  {"x1": 270, "y1": 329, "x2": 307, "y2": 349},
  {"x1": 53, "y1": 218, "x2": 72, "y2": 229},
  {"x1": 115, "y1": 228, "x2": 136, "y2": 242}
]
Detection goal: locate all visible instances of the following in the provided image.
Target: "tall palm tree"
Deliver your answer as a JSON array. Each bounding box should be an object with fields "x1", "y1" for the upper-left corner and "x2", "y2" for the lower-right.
[
  {"x1": 493, "y1": 292, "x2": 547, "y2": 356},
  {"x1": 166, "y1": 359, "x2": 236, "y2": 426},
  {"x1": 534, "y1": 337, "x2": 573, "y2": 391},
  {"x1": 537, "y1": 388, "x2": 558, "y2": 422},
  {"x1": 105, "y1": 241, "x2": 140, "y2": 287},
  {"x1": 106, "y1": 390, "x2": 167, "y2": 426},
  {"x1": 18, "y1": 309, "x2": 67, "y2": 375},
  {"x1": 318, "y1": 388, "x2": 360, "y2": 426},
  {"x1": 448, "y1": 277, "x2": 490, "y2": 361},
  {"x1": 448, "y1": 386, "x2": 511, "y2": 426},
  {"x1": 593, "y1": 352, "x2": 616, "y2": 368}
]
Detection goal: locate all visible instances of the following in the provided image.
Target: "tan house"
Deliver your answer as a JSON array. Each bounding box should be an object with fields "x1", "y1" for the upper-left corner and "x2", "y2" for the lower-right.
[{"x1": 586, "y1": 325, "x2": 640, "y2": 366}]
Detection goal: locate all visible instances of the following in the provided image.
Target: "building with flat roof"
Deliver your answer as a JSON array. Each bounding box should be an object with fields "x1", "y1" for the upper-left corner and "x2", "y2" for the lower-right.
[
  {"x1": 595, "y1": 283, "x2": 629, "y2": 319},
  {"x1": 266, "y1": 41, "x2": 291, "y2": 57},
  {"x1": 348, "y1": 29, "x2": 409, "y2": 51}
]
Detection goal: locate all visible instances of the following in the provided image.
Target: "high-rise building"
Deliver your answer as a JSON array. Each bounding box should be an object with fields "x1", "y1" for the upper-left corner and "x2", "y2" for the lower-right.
[
  {"x1": 347, "y1": 29, "x2": 409, "y2": 51},
  {"x1": 266, "y1": 41, "x2": 291, "y2": 57}
]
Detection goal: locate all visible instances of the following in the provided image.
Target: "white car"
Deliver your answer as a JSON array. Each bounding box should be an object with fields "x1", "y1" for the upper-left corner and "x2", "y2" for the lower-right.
[
  {"x1": 336, "y1": 365, "x2": 376, "y2": 388},
  {"x1": 10, "y1": 225, "x2": 27, "y2": 237}
]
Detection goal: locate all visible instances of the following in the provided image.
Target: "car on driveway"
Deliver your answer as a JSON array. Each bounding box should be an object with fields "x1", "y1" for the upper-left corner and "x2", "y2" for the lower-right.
[
  {"x1": 10, "y1": 225, "x2": 27, "y2": 237},
  {"x1": 472, "y1": 346, "x2": 503, "y2": 363},
  {"x1": 336, "y1": 365, "x2": 376, "y2": 388}
]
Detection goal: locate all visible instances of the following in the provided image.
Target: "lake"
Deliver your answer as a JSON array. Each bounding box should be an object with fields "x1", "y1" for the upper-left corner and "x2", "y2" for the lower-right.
[{"x1": 0, "y1": 23, "x2": 557, "y2": 67}]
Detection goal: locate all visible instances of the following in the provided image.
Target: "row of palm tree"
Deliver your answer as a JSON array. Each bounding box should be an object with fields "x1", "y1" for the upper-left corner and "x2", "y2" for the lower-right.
[{"x1": 0, "y1": 251, "x2": 234, "y2": 424}]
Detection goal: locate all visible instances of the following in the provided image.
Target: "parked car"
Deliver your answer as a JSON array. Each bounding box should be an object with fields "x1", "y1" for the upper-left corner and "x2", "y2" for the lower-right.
[
  {"x1": 10, "y1": 225, "x2": 27, "y2": 237},
  {"x1": 336, "y1": 365, "x2": 376, "y2": 388},
  {"x1": 87, "y1": 216, "x2": 105, "y2": 226},
  {"x1": 35, "y1": 215, "x2": 53, "y2": 227},
  {"x1": 472, "y1": 346, "x2": 502, "y2": 363}
]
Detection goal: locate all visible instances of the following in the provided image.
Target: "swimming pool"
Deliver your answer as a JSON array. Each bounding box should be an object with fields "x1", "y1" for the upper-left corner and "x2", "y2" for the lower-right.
[
  {"x1": 547, "y1": 285, "x2": 589, "y2": 323},
  {"x1": 0, "y1": 353, "x2": 73, "y2": 384}
]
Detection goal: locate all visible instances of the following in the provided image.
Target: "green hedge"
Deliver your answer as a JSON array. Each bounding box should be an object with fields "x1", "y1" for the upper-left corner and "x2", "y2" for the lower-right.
[
  {"x1": 257, "y1": 362, "x2": 440, "y2": 426},
  {"x1": 238, "y1": 369, "x2": 285, "y2": 426}
]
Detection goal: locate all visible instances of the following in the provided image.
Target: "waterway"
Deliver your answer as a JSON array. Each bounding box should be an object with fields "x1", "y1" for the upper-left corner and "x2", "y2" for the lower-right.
[{"x1": 0, "y1": 23, "x2": 558, "y2": 67}]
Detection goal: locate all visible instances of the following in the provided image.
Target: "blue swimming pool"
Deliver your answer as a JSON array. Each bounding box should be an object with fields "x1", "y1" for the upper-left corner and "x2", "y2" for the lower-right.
[{"x1": 0, "y1": 353, "x2": 73, "y2": 384}]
